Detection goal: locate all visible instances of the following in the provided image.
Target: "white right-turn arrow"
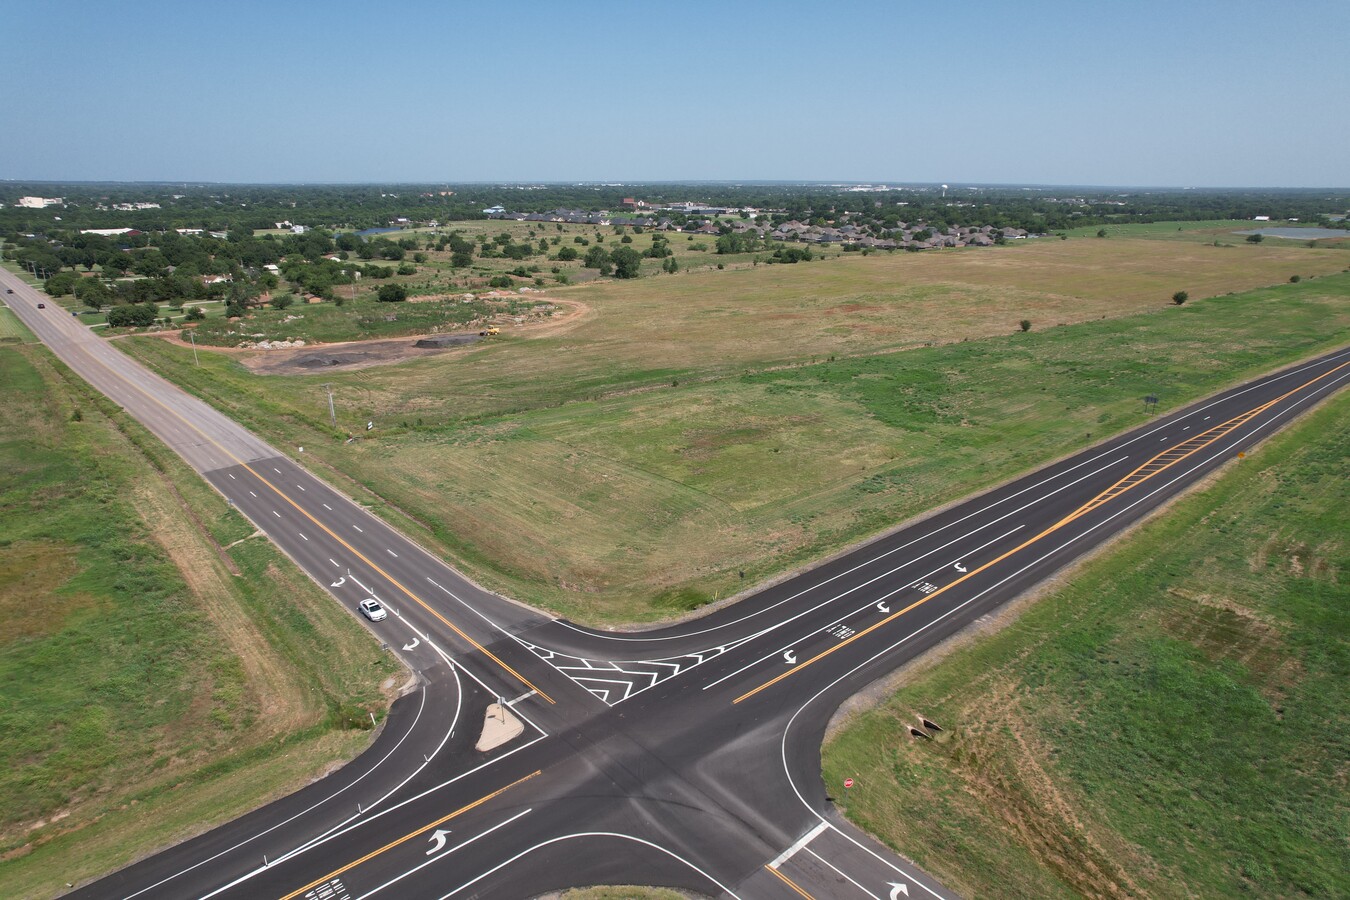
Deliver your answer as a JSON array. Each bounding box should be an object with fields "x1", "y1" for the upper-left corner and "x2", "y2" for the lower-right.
[
  {"x1": 953, "y1": 562, "x2": 967, "y2": 573},
  {"x1": 426, "y1": 828, "x2": 451, "y2": 855},
  {"x1": 877, "y1": 602, "x2": 890, "y2": 613},
  {"x1": 783, "y1": 650, "x2": 797, "y2": 664},
  {"x1": 888, "y1": 883, "x2": 909, "y2": 899}
]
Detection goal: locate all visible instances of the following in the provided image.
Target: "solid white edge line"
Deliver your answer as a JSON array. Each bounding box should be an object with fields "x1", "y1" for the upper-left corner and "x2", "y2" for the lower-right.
[
  {"x1": 354, "y1": 808, "x2": 534, "y2": 900},
  {"x1": 803, "y1": 845, "x2": 885, "y2": 900},
  {"x1": 548, "y1": 347, "x2": 1350, "y2": 645},
  {"x1": 124, "y1": 684, "x2": 436, "y2": 900},
  {"x1": 704, "y1": 524, "x2": 1026, "y2": 691},
  {"x1": 776, "y1": 370, "x2": 1349, "y2": 900},
  {"x1": 434, "y1": 832, "x2": 744, "y2": 900}
]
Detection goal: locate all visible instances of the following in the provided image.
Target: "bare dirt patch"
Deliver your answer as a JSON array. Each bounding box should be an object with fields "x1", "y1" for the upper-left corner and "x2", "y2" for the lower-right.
[{"x1": 151, "y1": 297, "x2": 592, "y2": 376}]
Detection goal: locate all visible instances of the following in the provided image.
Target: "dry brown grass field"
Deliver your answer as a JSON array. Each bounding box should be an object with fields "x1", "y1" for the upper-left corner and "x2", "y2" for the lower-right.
[{"x1": 124, "y1": 238, "x2": 1350, "y2": 622}]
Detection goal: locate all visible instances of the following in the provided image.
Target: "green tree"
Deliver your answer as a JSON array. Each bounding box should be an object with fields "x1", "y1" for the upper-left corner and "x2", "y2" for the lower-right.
[
  {"x1": 583, "y1": 245, "x2": 611, "y2": 269},
  {"x1": 1246, "y1": 233, "x2": 1264, "y2": 243},
  {"x1": 106, "y1": 302, "x2": 159, "y2": 328},
  {"x1": 610, "y1": 246, "x2": 642, "y2": 278},
  {"x1": 1020, "y1": 319, "x2": 1032, "y2": 332},
  {"x1": 1172, "y1": 291, "x2": 1188, "y2": 305},
  {"x1": 44, "y1": 271, "x2": 79, "y2": 296},
  {"x1": 556, "y1": 246, "x2": 578, "y2": 261},
  {"x1": 272, "y1": 293, "x2": 295, "y2": 310},
  {"x1": 185, "y1": 306, "x2": 206, "y2": 321},
  {"x1": 377, "y1": 283, "x2": 408, "y2": 303},
  {"x1": 1096, "y1": 228, "x2": 1108, "y2": 238}
]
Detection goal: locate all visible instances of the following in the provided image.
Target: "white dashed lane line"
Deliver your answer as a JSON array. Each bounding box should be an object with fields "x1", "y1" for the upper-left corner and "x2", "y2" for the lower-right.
[
  {"x1": 323, "y1": 503, "x2": 332, "y2": 510},
  {"x1": 353, "y1": 525, "x2": 363, "y2": 533},
  {"x1": 299, "y1": 533, "x2": 308, "y2": 541},
  {"x1": 273, "y1": 510, "x2": 281, "y2": 518},
  {"x1": 387, "y1": 549, "x2": 399, "y2": 558}
]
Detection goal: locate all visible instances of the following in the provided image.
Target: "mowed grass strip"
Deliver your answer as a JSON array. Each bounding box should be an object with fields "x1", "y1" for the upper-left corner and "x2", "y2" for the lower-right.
[
  {"x1": 0, "y1": 345, "x2": 399, "y2": 898},
  {"x1": 822, "y1": 389, "x2": 1350, "y2": 899}
]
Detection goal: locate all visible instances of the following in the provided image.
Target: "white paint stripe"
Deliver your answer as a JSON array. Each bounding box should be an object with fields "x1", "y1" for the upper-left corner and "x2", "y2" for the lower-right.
[
  {"x1": 387, "y1": 548, "x2": 398, "y2": 557},
  {"x1": 554, "y1": 351, "x2": 1350, "y2": 649},
  {"x1": 272, "y1": 510, "x2": 281, "y2": 518},
  {"x1": 704, "y1": 525, "x2": 1023, "y2": 691},
  {"x1": 354, "y1": 809, "x2": 533, "y2": 900},
  {"x1": 353, "y1": 525, "x2": 363, "y2": 532},
  {"x1": 328, "y1": 558, "x2": 338, "y2": 566},
  {"x1": 803, "y1": 845, "x2": 884, "y2": 900},
  {"x1": 228, "y1": 473, "x2": 235, "y2": 480},
  {"x1": 124, "y1": 686, "x2": 437, "y2": 900},
  {"x1": 297, "y1": 484, "x2": 306, "y2": 491},
  {"x1": 775, "y1": 374, "x2": 1350, "y2": 900},
  {"x1": 299, "y1": 533, "x2": 308, "y2": 541},
  {"x1": 249, "y1": 490, "x2": 258, "y2": 497},
  {"x1": 769, "y1": 821, "x2": 829, "y2": 868},
  {"x1": 434, "y1": 832, "x2": 744, "y2": 900},
  {"x1": 323, "y1": 503, "x2": 333, "y2": 510}
]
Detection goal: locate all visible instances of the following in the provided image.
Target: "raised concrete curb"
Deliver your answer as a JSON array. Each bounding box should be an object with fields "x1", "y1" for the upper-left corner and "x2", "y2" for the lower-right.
[{"x1": 476, "y1": 702, "x2": 524, "y2": 751}]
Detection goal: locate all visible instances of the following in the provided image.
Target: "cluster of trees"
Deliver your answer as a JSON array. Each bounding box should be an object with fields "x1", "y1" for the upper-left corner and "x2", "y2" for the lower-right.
[{"x1": 5, "y1": 183, "x2": 1349, "y2": 244}]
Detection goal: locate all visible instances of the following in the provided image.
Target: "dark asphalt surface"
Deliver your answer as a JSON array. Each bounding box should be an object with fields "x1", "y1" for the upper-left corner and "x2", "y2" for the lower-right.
[{"x1": 5, "y1": 269, "x2": 1347, "y2": 900}]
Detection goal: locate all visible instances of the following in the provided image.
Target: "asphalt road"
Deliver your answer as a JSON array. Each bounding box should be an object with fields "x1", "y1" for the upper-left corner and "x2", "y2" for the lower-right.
[{"x1": 5, "y1": 270, "x2": 1347, "y2": 900}]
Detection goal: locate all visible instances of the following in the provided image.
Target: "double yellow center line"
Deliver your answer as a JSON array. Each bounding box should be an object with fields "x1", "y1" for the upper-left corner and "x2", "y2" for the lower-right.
[{"x1": 734, "y1": 359, "x2": 1348, "y2": 704}]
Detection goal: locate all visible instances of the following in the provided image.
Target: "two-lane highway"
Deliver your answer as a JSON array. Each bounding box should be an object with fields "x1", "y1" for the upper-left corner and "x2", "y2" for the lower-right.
[{"x1": 6, "y1": 267, "x2": 1346, "y2": 899}]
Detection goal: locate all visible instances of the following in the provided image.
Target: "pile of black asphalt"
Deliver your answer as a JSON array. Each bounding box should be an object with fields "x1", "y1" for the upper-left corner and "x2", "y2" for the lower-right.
[
  {"x1": 413, "y1": 334, "x2": 480, "y2": 349},
  {"x1": 283, "y1": 334, "x2": 480, "y2": 370}
]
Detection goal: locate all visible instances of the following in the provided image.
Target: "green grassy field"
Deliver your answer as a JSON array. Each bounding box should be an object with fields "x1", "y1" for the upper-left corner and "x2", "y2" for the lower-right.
[
  {"x1": 822, "y1": 387, "x2": 1350, "y2": 899},
  {"x1": 119, "y1": 251, "x2": 1350, "y2": 622},
  {"x1": 0, "y1": 306, "x2": 36, "y2": 342},
  {"x1": 0, "y1": 344, "x2": 400, "y2": 897}
]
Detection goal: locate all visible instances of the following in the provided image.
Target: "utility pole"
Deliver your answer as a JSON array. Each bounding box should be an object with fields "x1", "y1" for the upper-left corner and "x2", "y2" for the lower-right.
[
  {"x1": 189, "y1": 329, "x2": 200, "y2": 367},
  {"x1": 324, "y1": 383, "x2": 337, "y2": 427}
]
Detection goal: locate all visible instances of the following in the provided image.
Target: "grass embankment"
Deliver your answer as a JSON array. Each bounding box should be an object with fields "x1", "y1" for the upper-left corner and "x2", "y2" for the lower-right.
[
  {"x1": 0, "y1": 343, "x2": 400, "y2": 897},
  {"x1": 122, "y1": 265, "x2": 1350, "y2": 623},
  {"x1": 823, "y1": 389, "x2": 1350, "y2": 898}
]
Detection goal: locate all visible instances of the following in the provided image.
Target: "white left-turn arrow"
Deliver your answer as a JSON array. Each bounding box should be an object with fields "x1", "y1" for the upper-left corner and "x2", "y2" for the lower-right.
[
  {"x1": 877, "y1": 602, "x2": 890, "y2": 613},
  {"x1": 403, "y1": 638, "x2": 420, "y2": 651},
  {"x1": 783, "y1": 650, "x2": 797, "y2": 664},
  {"x1": 330, "y1": 577, "x2": 346, "y2": 588},
  {"x1": 426, "y1": 828, "x2": 451, "y2": 855},
  {"x1": 953, "y1": 562, "x2": 967, "y2": 573},
  {"x1": 888, "y1": 883, "x2": 909, "y2": 899}
]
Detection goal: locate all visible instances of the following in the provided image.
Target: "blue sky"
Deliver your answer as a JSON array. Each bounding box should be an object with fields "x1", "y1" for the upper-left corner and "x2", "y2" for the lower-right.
[{"x1": 2, "y1": 1, "x2": 1346, "y2": 186}]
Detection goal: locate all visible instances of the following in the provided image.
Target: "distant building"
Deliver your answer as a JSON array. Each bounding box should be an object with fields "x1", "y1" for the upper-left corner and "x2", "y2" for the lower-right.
[
  {"x1": 482, "y1": 205, "x2": 506, "y2": 215},
  {"x1": 1253, "y1": 215, "x2": 1271, "y2": 221},
  {"x1": 80, "y1": 227, "x2": 137, "y2": 236},
  {"x1": 18, "y1": 196, "x2": 63, "y2": 208},
  {"x1": 291, "y1": 224, "x2": 309, "y2": 234}
]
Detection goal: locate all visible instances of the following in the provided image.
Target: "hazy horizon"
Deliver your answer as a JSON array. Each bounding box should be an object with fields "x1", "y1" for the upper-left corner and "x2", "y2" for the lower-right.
[{"x1": 3, "y1": 0, "x2": 1347, "y2": 188}]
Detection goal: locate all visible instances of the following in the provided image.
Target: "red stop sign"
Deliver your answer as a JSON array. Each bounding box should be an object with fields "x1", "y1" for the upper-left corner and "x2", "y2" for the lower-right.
[{"x1": 844, "y1": 778, "x2": 854, "y2": 789}]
